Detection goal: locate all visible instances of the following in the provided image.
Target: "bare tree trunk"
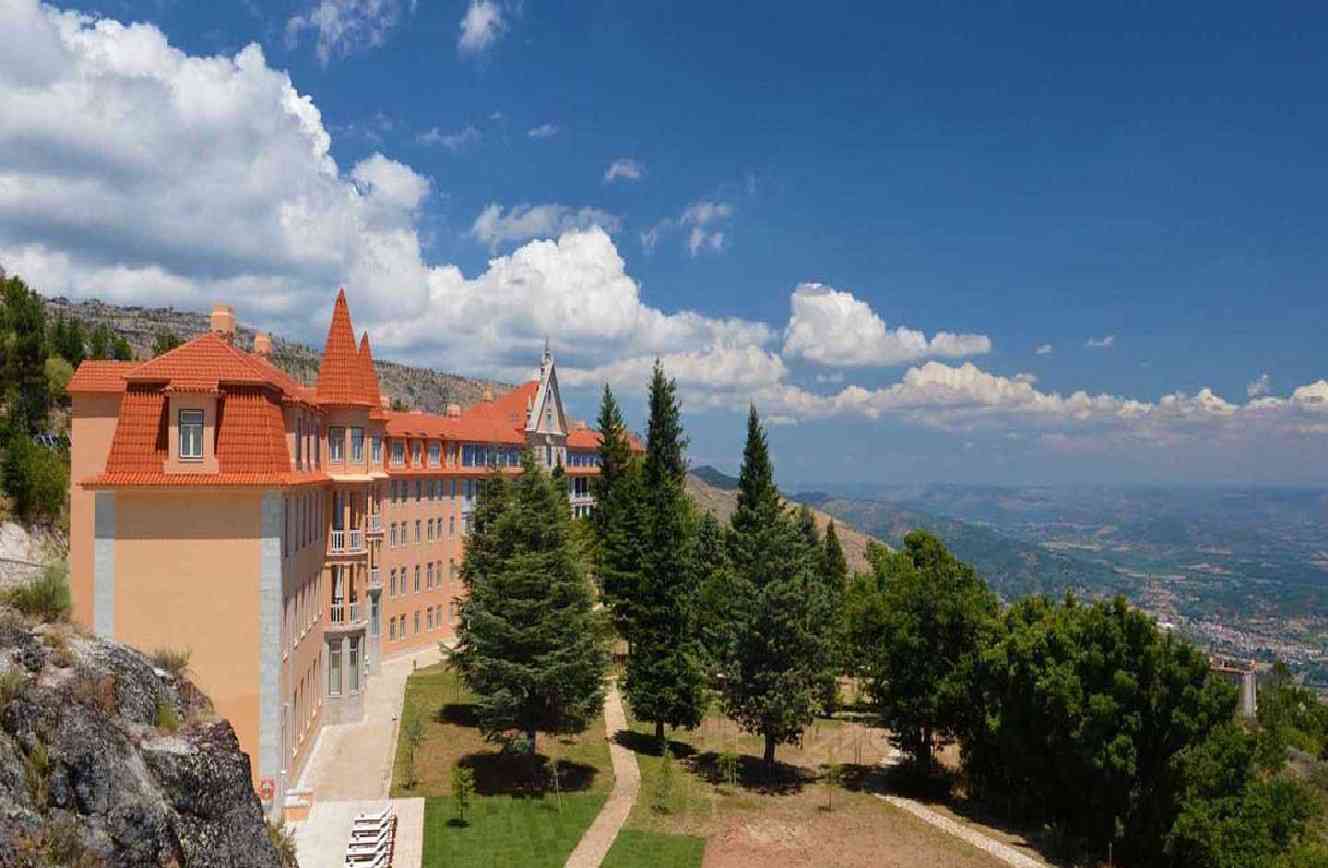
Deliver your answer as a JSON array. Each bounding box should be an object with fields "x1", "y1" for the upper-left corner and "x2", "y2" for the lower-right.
[{"x1": 763, "y1": 732, "x2": 776, "y2": 767}]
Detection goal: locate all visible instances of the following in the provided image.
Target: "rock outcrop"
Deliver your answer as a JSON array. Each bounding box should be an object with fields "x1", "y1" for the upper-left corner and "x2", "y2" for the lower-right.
[{"x1": 0, "y1": 608, "x2": 283, "y2": 867}]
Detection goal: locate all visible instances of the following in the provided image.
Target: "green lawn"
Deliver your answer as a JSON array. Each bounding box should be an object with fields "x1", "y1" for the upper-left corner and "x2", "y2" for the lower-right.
[
  {"x1": 421, "y1": 793, "x2": 608, "y2": 868},
  {"x1": 601, "y1": 829, "x2": 706, "y2": 868},
  {"x1": 392, "y1": 664, "x2": 616, "y2": 867}
]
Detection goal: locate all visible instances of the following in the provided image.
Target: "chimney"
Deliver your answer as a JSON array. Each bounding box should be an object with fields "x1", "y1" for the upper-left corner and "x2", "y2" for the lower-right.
[
  {"x1": 381, "y1": 394, "x2": 391, "y2": 409},
  {"x1": 446, "y1": 403, "x2": 461, "y2": 418},
  {"x1": 209, "y1": 303, "x2": 236, "y2": 344},
  {"x1": 482, "y1": 385, "x2": 494, "y2": 402},
  {"x1": 253, "y1": 332, "x2": 272, "y2": 358}
]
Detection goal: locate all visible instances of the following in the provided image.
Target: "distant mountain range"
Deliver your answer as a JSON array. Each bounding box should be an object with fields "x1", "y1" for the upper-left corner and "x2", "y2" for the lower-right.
[{"x1": 42, "y1": 295, "x2": 509, "y2": 413}]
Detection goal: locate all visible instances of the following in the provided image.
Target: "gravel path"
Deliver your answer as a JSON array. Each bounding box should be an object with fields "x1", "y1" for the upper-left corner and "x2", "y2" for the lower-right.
[
  {"x1": 564, "y1": 680, "x2": 640, "y2": 868},
  {"x1": 874, "y1": 795, "x2": 1047, "y2": 868}
]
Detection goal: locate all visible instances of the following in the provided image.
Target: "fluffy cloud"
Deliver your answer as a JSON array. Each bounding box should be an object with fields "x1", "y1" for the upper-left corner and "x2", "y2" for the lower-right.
[
  {"x1": 782, "y1": 283, "x2": 991, "y2": 367},
  {"x1": 528, "y1": 123, "x2": 560, "y2": 139},
  {"x1": 469, "y1": 204, "x2": 622, "y2": 250},
  {"x1": 287, "y1": 0, "x2": 410, "y2": 65},
  {"x1": 604, "y1": 159, "x2": 644, "y2": 183},
  {"x1": 458, "y1": 0, "x2": 504, "y2": 56},
  {"x1": 417, "y1": 125, "x2": 480, "y2": 150},
  {"x1": 1247, "y1": 372, "x2": 1271, "y2": 398},
  {"x1": 1036, "y1": 343, "x2": 1054, "y2": 355},
  {"x1": 1086, "y1": 335, "x2": 1116, "y2": 349}
]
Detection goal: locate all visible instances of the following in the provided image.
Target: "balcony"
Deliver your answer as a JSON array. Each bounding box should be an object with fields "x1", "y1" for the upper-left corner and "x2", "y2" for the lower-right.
[
  {"x1": 329, "y1": 529, "x2": 367, "y2": 555},
  {"x1": 327, "y1": 601, "x2": 366, "y2": 632},
  {"x1": 367, "y1": 514, "x2": 382, "y2": 534},
  {"x1": 368, "y1": 567, "x2": 382, "y2": 591}
]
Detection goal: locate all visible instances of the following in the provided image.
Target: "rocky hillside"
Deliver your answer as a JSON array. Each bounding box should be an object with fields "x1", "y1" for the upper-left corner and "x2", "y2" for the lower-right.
[
  {"x1": 685, "y1": 469, "x2": 881, "y2": 574},
  {"x1": 0, "y1": 609, "x2": 285, "y2": 867},
  {"x1": 43, "y1": 296, "x2": 510, "y2": 413}
]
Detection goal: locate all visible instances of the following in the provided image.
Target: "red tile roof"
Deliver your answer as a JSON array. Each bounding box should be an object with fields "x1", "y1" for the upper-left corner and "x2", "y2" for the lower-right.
[
  {"x1": 315, "y1": 289, "x2": 373, "y2": 406},
  {"x1": 125, "y1": 332, "x2": 275, "y2": 393},
  {"x1": 100, "y1": 387, "x2": 168, "y2": 473},
  {"x1": 214, "y1": 387, "x2": 292, "y2": 474},
  {"x1": 358, "y1": 331, "x2": 387, "y2": 419},
  {"x1": 67, "y1": 360, "x2": 138, "y2": 394}
]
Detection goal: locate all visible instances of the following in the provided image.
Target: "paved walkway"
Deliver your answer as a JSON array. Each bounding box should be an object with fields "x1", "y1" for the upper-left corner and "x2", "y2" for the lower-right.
[
  {"x1": 874, "y1": 746, "x2": 1045, "y2": 868},
  {"x1": 292, "y1": 645, "x2": 444, "y2": 868},
  {"x1": 564, "y1": 680, "x2": 640, "y2": 868}
]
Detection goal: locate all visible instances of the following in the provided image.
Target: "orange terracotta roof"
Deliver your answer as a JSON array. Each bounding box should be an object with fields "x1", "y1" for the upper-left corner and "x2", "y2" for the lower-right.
[
  {"x1": 315, "y1": 289, "x2": 372, "y2": 406},
  {"x1": 357, "y1": 331, "x2": 387, "y2": 419},
  {"x1": 249, "y1": 354, "x2": 315, "y2": 405},
  {"x1": 67, "y1": 360, "x2": 138, "y2": 393},
  {"x1": 466, "y1": 381, "x2": 537, "y2": 427},
  {"x1": 100, "y1": 387, "x2": 168, "y2": 473},
  {"x1": 214, "y1": 387, "x2": 291, "y2": 474},
  {"x1": 126, "y1": 332, "x2": 273, "y2": 393}
]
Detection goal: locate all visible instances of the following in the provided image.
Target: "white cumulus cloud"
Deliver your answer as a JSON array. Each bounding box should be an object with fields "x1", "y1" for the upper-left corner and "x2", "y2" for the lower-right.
[
  {"x1": 1036, "y1": 343, "x2": 1054, "y2": 355},
  {"x1": 469, "y1": 204, "x2": 622, "y2": 250},
  {"x1": 1247, "y1": 372, "x2": 1271, "y2": 398},
  {"x1": 1086, "y1": 335, "x2": 1116, "y2": 349},
  {"x1": 528, "y1": 123, "x2": 560, "y2": 139},
  {"x1": 782, "y1": 283, "x2": 991, "y2": 367},
  {"x1": 417, "y1": 125, "x2": 480, "y2": 151}
]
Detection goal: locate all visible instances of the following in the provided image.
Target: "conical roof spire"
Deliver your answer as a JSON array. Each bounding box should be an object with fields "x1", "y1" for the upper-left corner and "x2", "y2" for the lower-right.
[
  {"x1": 315, "y1": 288, "x2": 370, "y2": 406},
  {"x1": 357, "y1": 330, "x2": 383, "y2": 410}
]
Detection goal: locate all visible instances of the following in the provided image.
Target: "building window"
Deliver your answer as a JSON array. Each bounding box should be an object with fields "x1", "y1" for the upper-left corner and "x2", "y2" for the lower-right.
[
  {"x1": 328, "y1": 426, "x2": 344, "y2": 463},
  {"x1": 371, "y1": 435, "x2": 382, "y2": 465},
  {"x1": 415, "y1": 480, "x2": 422, "y2": 502},
  {"x1": 414, "y1": 610, "x2": 420, "y2": 634},
  {"x1": 389, "y1": 567, "x2": 397, "y2": 597},
  {"x1": 329, "y1": 643, "x2": 342, "y2": 696},
  {"x1": 295, "y1": 418, "x2": 303, "y2": 467},
  {"x1": 429, "y1": 441, "x2": 441, "y2": 466},
  {"x1": 179, "y1": 409, "x2": 204, "y2": 460},
  {"x1": 371, "y1": 596, "x2": 380, "y2": 636},
  {"x1": 427, "y1": 562, "x2": 434, "y2": 587},
  {"x1": 351, "y1": 427, "x2": 364, "y2": 463},
  {"x1": 412, "y1": 441, "x2": 422, "y2": 465},
  {"x1": 348, "y1": 638, "x2": 360, "y2": 693},
  {"x1": 390, "y1": 522, "x2": 397, "y2": 547},
  {"x1": 414, "y1": 565, "x2": 421, "y2": 592},
  {"x1": 427, "y1": 607, "x2": 434, "y2": 630},
  {"x1": 415, "y1": 520, "x2": 421, "y2": 543},
  {"x1": 391, "y1": 440, "x2": 404, "y2": 465},
  {"x1": 449, "y1": 515, "x2": 456, "y2": 536}
]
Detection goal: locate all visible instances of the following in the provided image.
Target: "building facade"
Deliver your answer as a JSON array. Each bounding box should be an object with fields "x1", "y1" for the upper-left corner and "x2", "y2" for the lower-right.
[{"x1": 66, "y1": 290, "x2": 619, "y2": 816}]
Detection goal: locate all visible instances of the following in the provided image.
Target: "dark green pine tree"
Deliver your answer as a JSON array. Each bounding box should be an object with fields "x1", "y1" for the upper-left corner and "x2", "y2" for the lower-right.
[
  {"x1": 823, "y1": 521, "x2": 848, "y2": 586},
  {"x1": 1, "y1": 275, "x2": 51, "y2": 436},
  {"x1": 452, "y1": 451, "x2": 609, "y2": 756},
  {"x1": 694, "y1": 510, "x2": 738, "y2": 675},
  {"x1": 599, "y1": 460, "x2": 647, "y2": 637},
  {"x1": 623, "y1": 361, "x2": 707, "y2": 743},
  {"x1": 722, "y1": 405, "x2": 829, "y2": 767},
  {"x1": 591, "y1": 384, "x2": 634, "y2": 539}
]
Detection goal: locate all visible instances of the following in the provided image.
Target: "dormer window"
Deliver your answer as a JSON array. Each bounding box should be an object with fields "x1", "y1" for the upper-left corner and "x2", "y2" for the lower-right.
[
  {"x1": 411, "y1": 441, "x2": 422, "y2": 465},
  {"x1": 371, "y1": 435, "x2": 382, "y2": 465},
  {"x1": 428, "y1": 441, "x2": 441, "y2": 467},
  {"x1": 329, "y1": 427, "x2": 345, "y2": 463},
  {"x1": 179, "y1": 410, "x2": 204, "y2": 460},
  {"x1": 351, "y1": 428, "x2": 364, "y2": 463},
  {"x1": 391, "y1": 440, "x2": 404, "y2": 465}
]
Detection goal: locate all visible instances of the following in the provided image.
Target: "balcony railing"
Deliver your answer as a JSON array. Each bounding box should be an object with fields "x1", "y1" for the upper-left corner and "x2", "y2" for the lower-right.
[
  {"x1": 329, "y1": 529, "x2": 366, "y2": 554},
  {"x1": 329, "y1": 601, "x2": 365, "y2": 628},
  {"x1": 368, "y1": 514, "x2": 382, "y2": 533},
  {"x1": 330, "y1": 603, "x2": 345, "y2": 624},
  {"x1": 368, "y1": 567, "x2": 382, "y2": 590}
]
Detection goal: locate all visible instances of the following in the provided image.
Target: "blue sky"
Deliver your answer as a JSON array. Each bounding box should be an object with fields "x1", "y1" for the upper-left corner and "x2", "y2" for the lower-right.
[{"x1": 2, "y1": 0, "x2": 1326, "y2": 484}]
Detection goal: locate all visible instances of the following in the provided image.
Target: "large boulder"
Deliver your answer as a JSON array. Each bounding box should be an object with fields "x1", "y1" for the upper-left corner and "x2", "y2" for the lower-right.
[{"x1": 0, "y1": 609, "x2": 285, "y2": 867}]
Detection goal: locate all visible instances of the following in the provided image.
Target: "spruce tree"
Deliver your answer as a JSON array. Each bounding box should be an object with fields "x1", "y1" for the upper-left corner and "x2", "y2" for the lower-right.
[
  {"x1": 694, "y1": 511, "x2": 738, "y2": 675},
  {"x1": 599, "y1": 461, "x2": 647, "y2": 636},
  {"x1": 623, "y1": 362, "x2": 706, "y2": 743},
  {"x1": 452, "y1": 451, "x2": 608, "y2": 756},
  {"x1": 591, "y1": 384, "x2": 634, "y2": 540},
  {"x1": 823, "y1": 521, "x2": 848, "y2": 586},
  {"x1": 722, "y1": 405, "x2": 828, "y2": 767}
]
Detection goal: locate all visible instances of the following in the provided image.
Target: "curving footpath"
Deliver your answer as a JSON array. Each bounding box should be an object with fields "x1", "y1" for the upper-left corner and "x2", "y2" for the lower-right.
[{"x1": 564, "y1": 680, "x2": 641, "y2": 868}]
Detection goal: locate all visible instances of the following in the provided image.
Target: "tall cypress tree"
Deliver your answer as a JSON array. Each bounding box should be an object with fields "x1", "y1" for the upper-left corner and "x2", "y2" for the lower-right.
[
  {"x1": 592, "y1": 384, "x2": 633, "y2": 540},
  {"x1": 453, "y1": 451, "x2": 609, "y2": 756},
  {"x1": 623, "y1": 361, "x2": 706, "y2": 743},
  {"x1": 723, "y1": 405, "x2": 828, "y2": 767}
]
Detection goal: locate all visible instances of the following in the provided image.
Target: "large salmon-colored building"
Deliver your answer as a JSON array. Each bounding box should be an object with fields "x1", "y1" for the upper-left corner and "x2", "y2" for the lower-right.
[{"x1": 66, "y1": 290, "x2": 618, "y2": 815}]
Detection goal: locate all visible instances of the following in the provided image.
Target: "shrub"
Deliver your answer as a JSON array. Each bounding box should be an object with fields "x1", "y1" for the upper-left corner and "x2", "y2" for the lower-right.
[
  {"x1": 1, "y1": 434, "x2": 67, "y2": 525},
  {"x1": 69, "y1": 671, "x2": 116, "y2": 715},
  {"x1": 150, "y1": 647, "x2": 192, "y2": 679},
  {"x1": 43, "y1": 627, "x2": 76, "y2": 668},
  {"x1": 399, "y1": 706, "x2": 425, "y2": 790},
  {"x1": 717, "y1": 751, "x2": 739, "y2": 788},
  {"x1": 266, "y1": 819, "x2": 299, "y2": 868},
  {"x1": 155, "y1": 698, "x2": 180, "y2": 733},
  {"x1": 23, "y1": 740, "x2": 50, "y2": 808},
  {"x1": 44, "y1": 356, "x2": 74, "y2": 403},
  {"x1": 451, "y1": 765, "x2": 475, "y2": 824},
  {"x1": 4, "y1": 562, "x2": 72, "y2": 622},
  {"x1": 0, "y1": 668, "x2": 25, "y2": 706}
]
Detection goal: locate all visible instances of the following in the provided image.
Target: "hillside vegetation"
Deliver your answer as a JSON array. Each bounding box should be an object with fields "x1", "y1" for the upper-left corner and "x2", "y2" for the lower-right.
[{"x1": 42, "y1": 295, "x2": 510, "y2": 413}]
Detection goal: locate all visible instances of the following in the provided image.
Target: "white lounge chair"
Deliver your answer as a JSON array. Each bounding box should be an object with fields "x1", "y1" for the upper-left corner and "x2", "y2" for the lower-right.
[
  {"x1": 350, "y1": 817, "x2": 396, "y2": 838},
  {"x1": 353, "y1": 806, "x2": 392, "y2": 825}
]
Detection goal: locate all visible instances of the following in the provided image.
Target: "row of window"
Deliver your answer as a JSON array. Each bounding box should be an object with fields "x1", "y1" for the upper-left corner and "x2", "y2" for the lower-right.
[
  {"x1": 386, "y1": 602, "x2": 460, "y2": 641},
  {"x1": 283, "y1": 570, "x2": 323, "y2": 654},
  {"x1": 283, "y1": 492, "x2": 324, "y2": 558},
  {"x1": 388, "y1": 516, "x2": 457, "y2": 546},
  {"x1": 565, "y1": 450, "x2": 600, "y2": 467},
  {"x1": 290, "y1": 654, "x2": 321, "y2": 760},
  {"x1": 327, "y1": 427, "x2": 384, "y2": 466},
  {"x1": 294, "y1": 414, "x2": 321, "y2": 471},
  {"x1": 386, "y1": 560, "x2": 457, "y2": 597},
  {"x1": 461, "y1": 444, "x2": 522, "y2": 467},
  {"x1": 387, "y1": 478, "x2": 480, "y2": 504}
]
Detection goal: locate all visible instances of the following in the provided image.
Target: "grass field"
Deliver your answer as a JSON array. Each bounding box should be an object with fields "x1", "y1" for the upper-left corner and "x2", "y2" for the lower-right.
[
  {"x1": 390, "y1": 663, "x2": 614, "y2": 867},
  {"x1": 600, "y1": 829, "x2": 707, "y2": 868}
]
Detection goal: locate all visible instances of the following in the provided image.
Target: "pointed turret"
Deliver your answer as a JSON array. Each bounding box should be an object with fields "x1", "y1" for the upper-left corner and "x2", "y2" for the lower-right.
[
  {"x1": 357, "y1": 331, "x2": 384, "y2": 414},
  {"x1": 315, "y1": 288, "x2": 371, "y2": 406}
]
